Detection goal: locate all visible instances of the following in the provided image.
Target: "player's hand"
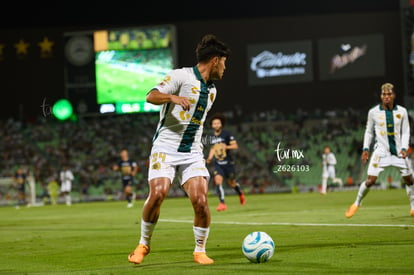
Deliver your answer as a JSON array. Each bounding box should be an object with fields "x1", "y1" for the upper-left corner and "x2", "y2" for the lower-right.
[
  {"x1": 399, "y1": 150, "x2": 408, "y2": 158},
  {"x1": 361, "y1": 151, "x2": 369, "y2": 163},
  {"x1": 171, "y1": 95, "x2": 191, "y2": 111},
  {"x1": 206, "y1": 158, "x2": 211, "y2": 164}
]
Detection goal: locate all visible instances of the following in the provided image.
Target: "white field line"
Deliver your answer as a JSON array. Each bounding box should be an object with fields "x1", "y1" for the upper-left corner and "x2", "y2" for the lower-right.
[{"x1": 159, "y1": 219, "x2": 414, "y2": 228}]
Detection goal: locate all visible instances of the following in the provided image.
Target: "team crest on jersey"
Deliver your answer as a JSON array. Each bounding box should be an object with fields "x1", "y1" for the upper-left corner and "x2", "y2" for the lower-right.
[
  {"x1": 159, "y1": 76, "x2": 172, "y2": 86},
  {"x1": 396, "y1": 114, "x2": 401, "y2": 119},
  {"x1": 152, "y1": 163, "x2": 161, "y2": 170}
]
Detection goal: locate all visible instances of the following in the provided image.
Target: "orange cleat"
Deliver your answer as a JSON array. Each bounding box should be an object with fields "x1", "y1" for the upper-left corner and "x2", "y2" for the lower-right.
[
  {"x1": 193, "y1": 252, "x2": 214, "y2": 265},
  {"x1": 128, "y1": 244, "x2": 150, "y2": 264},
  {"x1": 410, "y1": 210, "x2": 414, "y2": 217},
  {"x1": 239, "y1": 194, "x2": 246, "y2": 205},
  {"x1": 216, "y1": 202, "x2": 227, "y2": 211},
  {"x1": 345, "y1": 203, "x2": 359, "y2": 219}
]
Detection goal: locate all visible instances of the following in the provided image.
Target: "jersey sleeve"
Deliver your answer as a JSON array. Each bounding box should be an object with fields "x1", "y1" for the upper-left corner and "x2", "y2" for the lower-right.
[
  {"x1": 401, "y1": 107, "x2": 410, "y2": 150},
  {"x1": 363, "y1": 108, "x2": 375, "y2": 151},
  {"x1": 329, "y1": 153, "x2": 337, "y2": 165},
  {"x1": 228, "y1": 131, "x2": 236, "y2": 145},
  {"x1": 151, "y1": 69, "x2": 183, "y2": 95}
]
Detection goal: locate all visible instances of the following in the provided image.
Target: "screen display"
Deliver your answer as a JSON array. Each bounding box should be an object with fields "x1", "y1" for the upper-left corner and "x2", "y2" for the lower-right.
[
  {"x1": 94, "y1": 25, "x2": 176, "y2": 113},
  {"x1": 317, "y1": 33, "x2": 385, "y2": 80},
  {"x1": 247, "y1": 40, "x2": 313, "y2": 86}
]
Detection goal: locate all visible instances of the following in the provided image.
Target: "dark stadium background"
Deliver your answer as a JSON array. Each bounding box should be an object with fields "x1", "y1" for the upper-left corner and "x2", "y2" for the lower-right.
[{"x1": 0, "y1": 0, "x2": 412, "y2": 120}]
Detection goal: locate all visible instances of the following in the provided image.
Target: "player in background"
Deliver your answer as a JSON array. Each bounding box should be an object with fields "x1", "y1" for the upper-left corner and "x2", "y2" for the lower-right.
[
  {"x1": 127, "y1": 34, "x2": 231, "y2": 265},
  {"x1": 320, "y1": 146, "x2": 343, "y2": 195},
  {"x1": 112, "y1": 148, "x2": 138, "y2": 208},
  {"x1": 206, "y1": 113, "x2": 245, "y2": 211},
  {"x1": 60, "y1": 164, "x2": 74, "y2": 206},
  {"x1": 13, "y1": 167, "x2": 27, "y2": 208},
  {"x1": 345, "y1": 83, "x2": 414, "y2": 218}
]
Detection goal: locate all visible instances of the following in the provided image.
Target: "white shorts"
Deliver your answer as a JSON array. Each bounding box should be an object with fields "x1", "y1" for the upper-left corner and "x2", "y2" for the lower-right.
[
  {"x1": 148, "y1": 146, "x2": 210, "y2": 185},
  {"x1": 322, "y1": 165, "x2": 336, "y2": 179},
  {"x1": 60, "y1": 181, "x2": 71, "y2": 193},
  {"x1": 367, "y1": 152, "x2": 410, "y2": 177}
]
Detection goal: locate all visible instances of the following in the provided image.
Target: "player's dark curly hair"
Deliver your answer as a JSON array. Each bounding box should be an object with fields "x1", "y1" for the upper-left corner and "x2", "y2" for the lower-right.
[
  {"x1": 196, "y1": 34, "x2": 231, "y2": 63},
  {"x1": 209, "y1": 112, "x2": 226, "y2": 127}
]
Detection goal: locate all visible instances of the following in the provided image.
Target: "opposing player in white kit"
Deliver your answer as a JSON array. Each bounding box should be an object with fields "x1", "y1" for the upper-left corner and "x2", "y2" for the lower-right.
[
  {"x1": 320, "y1": 146, "x2": 343, "y2": 194},
  {"x1": 128, "y1": 34, "x2": 231, "y2": 265},
  {"x1": 345, "y1": 83, "x2": 414, "y2": 218}
]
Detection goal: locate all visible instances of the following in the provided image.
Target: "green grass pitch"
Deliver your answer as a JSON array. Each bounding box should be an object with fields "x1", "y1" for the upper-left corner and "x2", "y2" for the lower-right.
[{"x1": 1, "y1": 189, "x2": 413, "y2": 274}]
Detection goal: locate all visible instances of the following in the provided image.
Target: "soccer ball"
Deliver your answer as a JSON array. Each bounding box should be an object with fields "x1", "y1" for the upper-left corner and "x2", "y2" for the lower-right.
[{"x1": 242, "y1": 231, "x2": 275, "y2": 263}]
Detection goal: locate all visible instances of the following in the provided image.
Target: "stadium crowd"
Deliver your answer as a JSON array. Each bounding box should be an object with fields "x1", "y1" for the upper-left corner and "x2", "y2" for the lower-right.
[{"x1": 1, "y1": 107, "x2": 404, "y2": 204}]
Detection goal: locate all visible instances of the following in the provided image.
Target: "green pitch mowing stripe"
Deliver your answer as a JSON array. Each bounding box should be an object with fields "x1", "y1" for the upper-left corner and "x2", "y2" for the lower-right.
[{"x1": 0, "y1": 190, "x2": 413, "y2": 274}]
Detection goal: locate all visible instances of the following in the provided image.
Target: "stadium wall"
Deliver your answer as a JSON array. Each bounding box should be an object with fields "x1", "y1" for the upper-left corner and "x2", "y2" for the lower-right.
[{"x1": 0, "y1": 11, "x2": 403, "y2": 120}]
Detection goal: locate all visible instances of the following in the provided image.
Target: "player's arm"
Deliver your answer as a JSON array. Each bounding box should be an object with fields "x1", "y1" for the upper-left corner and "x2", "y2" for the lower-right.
[
  {"x1": 206, "y1": 147, "x2": 215, "y2": 164},
  {"x1": 147, "y1": 89, "x2": 191, "y2": 111},
  {"x1": 361, "y1": 109, "x2": 374, "y2": 162},
  {"x1": 112, "y1": 164, "x2": 119, "y2": 171},
  {"x1": 329, "y1": 153, "x2": 337, "y2": 165},
  {"x1": 226, "y1": 134, "x2": 239, "y2": 150},
  {"x1": 399, "y1": 108, "x2": 410, "y2": 158},
  {"x1": 131, "y1": 162, "x2": 139, "y2": 176},
  {"x1": 226, "y1": 140, "x2": 238, "y2": 150}
]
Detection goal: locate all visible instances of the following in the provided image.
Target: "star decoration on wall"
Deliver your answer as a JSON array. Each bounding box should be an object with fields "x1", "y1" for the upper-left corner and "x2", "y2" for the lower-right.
[
  {"x1": 14, "y1": 39, "x2": 30, "y2": 55},
  {"x1": 38, "y1": 37, "x2": 54, "y2": 53}
]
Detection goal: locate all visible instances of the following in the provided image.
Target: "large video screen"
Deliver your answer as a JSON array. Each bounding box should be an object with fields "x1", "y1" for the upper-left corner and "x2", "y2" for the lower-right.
[
  {"x1": 247, "y1": 40, "x2": 313, "y2": 86},
  {"x1": 317, "y1": 33, "x2": 385, "y2": 80},
  {"x1": 94, "y1": 25, "x2": 176, "y2": 113}
]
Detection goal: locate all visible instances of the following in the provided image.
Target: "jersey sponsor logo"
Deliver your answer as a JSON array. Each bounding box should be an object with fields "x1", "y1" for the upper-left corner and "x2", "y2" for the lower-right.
[
  {"x1": 191, "y1": 86, "x2": 199, "y2": 94},
  {"x1": 190, "y1": 117, "x2": 202, "y2": 125},
  {"x1": 179, "y1": 110, "x2": 191, "y2": 121},
  {"x1": 197, "y1": 105, "x2": 204, "y2": 112}
]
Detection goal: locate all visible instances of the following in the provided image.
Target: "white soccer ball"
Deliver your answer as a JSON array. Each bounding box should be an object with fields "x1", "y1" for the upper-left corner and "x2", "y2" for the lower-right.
[{"x1": 242, "y1": 231, "x2": 275, "y2": 263}]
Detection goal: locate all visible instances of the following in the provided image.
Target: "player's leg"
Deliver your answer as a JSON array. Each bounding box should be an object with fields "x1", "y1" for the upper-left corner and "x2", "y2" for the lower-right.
[
  {"x1": 183, "y1": 176, "x2": 214, "y2": 265},
  {"x1": 321, "y1": 168, "x2": 328, "y2": 194},
  {"x1": 213, "y1": 166, "x2": 227, "y2": 211},
  {"x1": 123, "y1": 180, "x2": 133, "y2": 207},
  {"x1": 128, "y1": 177, "x2": 171, "y2": 264},
  {"x1": 330, "y1": 167, "x2": 343, "y2": 189},
  {"x1": 65, "y1": 182, "x2": 72, "y2": 206},
  {"x1": 402, "y1": 175, "x2": 414, "y2": 216},
  {"x1": 321, "y1": 176, "x2": 328, "y2": 194},
  {"x1": 346, "y1": 153, "x2": 383, "y2": 218},
  {"x1": 226, "y1": 167, "x2": 245, "y2": 205},
  {"x1": 345, "y1": 175, "x2": 377, "y2": 218}
]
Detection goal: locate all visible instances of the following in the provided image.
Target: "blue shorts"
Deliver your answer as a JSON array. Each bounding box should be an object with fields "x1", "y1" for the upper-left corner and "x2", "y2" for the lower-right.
[
  {"x1": 122, "y1": 178, "x2": 133, "y2": 188},
  {"x1": 213, "y1": 163, "x2": 236, "y2": 180}
]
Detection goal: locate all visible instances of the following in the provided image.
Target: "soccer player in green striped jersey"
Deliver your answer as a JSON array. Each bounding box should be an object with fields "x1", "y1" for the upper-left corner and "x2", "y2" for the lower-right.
[{"x1": 128, "y1": 34, "x2": 231, "y2": 265}]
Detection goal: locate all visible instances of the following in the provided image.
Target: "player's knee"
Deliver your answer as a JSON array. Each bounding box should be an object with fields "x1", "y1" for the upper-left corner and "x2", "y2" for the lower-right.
[
  {"x1": 148, "y1": 189, "x2": 168, "y2": 205},
  {"x1": 228, "y1": 180, "x2": 236, "y2": 187},
  {"x1": 365, "y1": 178, "x2": 376, "y2": 187},
  {"x1": 403, "y1": 176, "x2": 413, "y2": 186}
]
